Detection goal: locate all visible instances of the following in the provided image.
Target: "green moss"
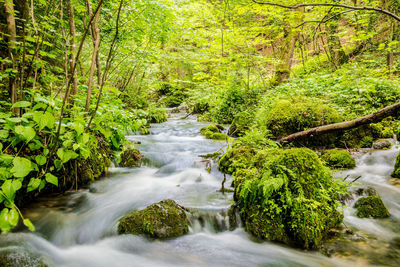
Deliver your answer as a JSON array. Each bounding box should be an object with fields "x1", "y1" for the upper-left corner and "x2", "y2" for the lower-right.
[
  {"x1": 233, "y1": 148, "x2": 346, "y2": 249},
  {"x1": 209, "y1": 132, "x2": 228, "y2": 140},
  {"x1": 218, "y1": 146, "x2": 256, "y2": 175},
  {"x1": 120, "y1": 148, "x2": 143, "y2": 168},
  {"x1": 354, "y1": 196, "x2": 390, "y2": 218},
  {"x1": 118, "y1": 199, "x2": 189, "y2": 239},
  {"x1": 392, "y1": 152, "x2": 400, "y2": 178},
  {"x1": 228, "y1": 110, "x2": 254, "y2": 137},
  {"x1": 321, "y1": 150, "x2": 356, "y2": 169},
  {"x1": 200, "y1": 124, "x2": 220, "y2": 135},
  {"x1": 257, "y1": 97, "x2": 342, "y2": 140}
]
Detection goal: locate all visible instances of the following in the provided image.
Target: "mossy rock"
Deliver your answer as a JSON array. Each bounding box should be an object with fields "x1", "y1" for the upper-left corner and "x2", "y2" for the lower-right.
[
  {"x1": 372, "y1": 139, "x2": 392, "y2": 150},
  {"x1": 218, "y1": 146, "x2": 256, "y2": 175},
  {"x1": 0, "y1": 248, "x2": 49, "y2": 267},
  {"x1": 234, "y1": 148, "x2": 346, "y2": 249},
  {"x1": 257, "y1": 98, "x2": 342, "y2": 140},
  {"x1": 205, "y1": 131, "x2": 228, "y2": 140},
  {"x1": 200, "y1": 124, "x2": 220, "y2": 135},
  {"x1": 321, "y1": 150, "x2": 356, "y2": 169},
  {"x1": 191, "y1": 101, "x2": 209, "y2": 114},
  {"x1": 120, "y1": 148, "x2": 143, "y2": 168},
  {"x1": 118, "y1": 199, "x2": 189, "y2": 239},
  {"x1": 354, "y1": 196, "x2": 390, "y2": 218},
  {"x1": 392, "y1": 152, "x2": 400, "y2": 178}
]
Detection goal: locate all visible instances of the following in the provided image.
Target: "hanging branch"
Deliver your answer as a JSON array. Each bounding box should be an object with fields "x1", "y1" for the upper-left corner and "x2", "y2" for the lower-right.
[
  {"x1": 252, "y1": 1, "x2": 400, "y2": 22},
  {"x1": 86, "y1": 0, "x2": 124, "y2": 130}
]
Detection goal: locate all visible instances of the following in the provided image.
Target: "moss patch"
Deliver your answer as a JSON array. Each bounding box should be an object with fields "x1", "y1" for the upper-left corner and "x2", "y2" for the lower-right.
[
  {"x1": 0, "y1": 248, "x2": 49, "y2": 267},
  {"x1": 354, "y1": 196, "x2": 390, "y2": 218},
  {"x1": 118, "y1": 199, "x2": 189, "y2": 239},
  {"x1": 222, "y1": 147, "x2": 346, "y2": 249},
  {"x1": 120, "y1": 148, "x2": 143, "y2": 168},
  {"x1": 321, "y1": 150, "x2": 356, "y2": 169},
  {"x1": 392, "y1": 152, "x2": 400, "y2": 178}
]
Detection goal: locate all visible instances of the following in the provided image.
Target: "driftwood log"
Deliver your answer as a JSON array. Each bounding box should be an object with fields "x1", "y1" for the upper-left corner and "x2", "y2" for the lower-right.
[{"x1": 278, "y1": 102, "x2": 400, "y2": 144}]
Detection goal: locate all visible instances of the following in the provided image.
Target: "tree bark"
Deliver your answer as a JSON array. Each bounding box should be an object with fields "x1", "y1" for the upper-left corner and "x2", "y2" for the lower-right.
[
  {"x1": 279, "y1": 102, "x2": 400, "y2": 144},
  {"x1": 85, "y1": 0, "x2": 101, "y2": 112},
  {"x1": 66, "y1": 0, "x2": 78, "y2": 104},
  {"x1": 4, "y1": 0, "x2": 18, "y2": 110}
]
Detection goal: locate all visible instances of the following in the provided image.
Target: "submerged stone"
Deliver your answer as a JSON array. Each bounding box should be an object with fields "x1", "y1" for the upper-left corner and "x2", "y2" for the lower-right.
[
  {"x1": 354, "y1": 195, "x2": 390, "y2": 218},
  {"x1": 0, "y1": 248, "x2": 49, "y2": 267},
  {"x1": 118, "y1": 199, "x2": 189, "y2": 239},
  {"x1": 321, "y1": 149, "x2": 356, "y2": 169}
]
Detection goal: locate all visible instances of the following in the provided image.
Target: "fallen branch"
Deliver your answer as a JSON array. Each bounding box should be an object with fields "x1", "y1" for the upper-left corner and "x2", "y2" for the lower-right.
[{"x1": 279, "y1": 102, "x2": 400, "y2": 144}]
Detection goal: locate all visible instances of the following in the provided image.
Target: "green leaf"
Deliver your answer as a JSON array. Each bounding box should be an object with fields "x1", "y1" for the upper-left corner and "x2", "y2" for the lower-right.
[
  {"x1": 54, "y1": 159, "x2": 63, "y2": 170},
  {"x1": 15, "y1": 125, "x2": 36, "y2": 143},
  {"x1": 27, "y1": 178, "x2": 41, "y2": 192},
  {"x1": 10, "y1": 157, "x2": 34, "y2": 178},
  {"x1": 12, "y1": 101, "x2": 31, "y2": 109},
  {"x1": 1, "y1": 180, "x2": 15, "y2": 201},
  {"x1": 0, "y1": 208, "x2": 12, "y2": 233},
  {"x1": 72, "y1": 121, "x2": 84, "y2": 136},
  {"x1": 45, "y1": 173, "x2": 58, "y2": 186},
  {"x1": 0, "y1": 129, "x2": 9, "y2": 139},
  {"x1": 23, "y1": 218, "x2": 35, "y2": 231},
  {"x1": 35, "y1": 155, "x2": 47, "y2": 166},
  {"x1": 33, "y1": 111, "x2": 55, "y2": 131},
  {"x1": 57, "y1": 148, "x2": 79, "y2": 163},
  {"x1": 8, "y1": 208, "x2": 19, "y2": 227}
]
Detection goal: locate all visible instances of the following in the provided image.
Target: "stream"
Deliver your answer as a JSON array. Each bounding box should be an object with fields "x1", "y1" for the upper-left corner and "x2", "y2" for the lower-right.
[{"x1": 0, "y1": 113, "x2": 399, "y2": 266}]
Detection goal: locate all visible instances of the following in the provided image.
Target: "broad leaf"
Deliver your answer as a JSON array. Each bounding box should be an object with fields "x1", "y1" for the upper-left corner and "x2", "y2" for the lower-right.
[
  {"x1": 45, "y1": 173, "x2": 58, "y2": 186},
  {"x1": 10, "y1": 157, "x2": 34, "y2": 178}
]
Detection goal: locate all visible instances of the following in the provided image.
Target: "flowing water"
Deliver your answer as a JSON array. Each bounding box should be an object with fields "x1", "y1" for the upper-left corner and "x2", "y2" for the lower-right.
[{"x1": 0, "y1": 113, "x2": 399, "y2": 266}]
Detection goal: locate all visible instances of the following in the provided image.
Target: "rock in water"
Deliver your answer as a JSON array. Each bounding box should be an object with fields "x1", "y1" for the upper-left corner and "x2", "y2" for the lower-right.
[
  {"x1": 118, "y1": 199, "x2": 189, "y2": 239},
  {"x1": 0, "y1": 248, "x2": 49, "y2": 267},
  {"x1": 120, "y1": 148, "x2": 143, "y2": 168},
  {"x1": 372, "y1": 139, "x2": 392, "y2": 150},
  {"x1": 354, "y1": 195, "x2": 390, "y2": 218}
]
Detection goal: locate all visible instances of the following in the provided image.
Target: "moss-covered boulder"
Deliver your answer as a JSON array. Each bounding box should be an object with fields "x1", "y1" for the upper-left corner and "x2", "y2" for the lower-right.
[
  {"x1": 392, "y1": 153, "x2": 400, "y2": 178},
  {"x1": 120, "y1": 148, "x2": 143, "y2": 168},
  {"x1": 118, "y1": 199, "x2": 189, "y2": 239},
  {"x1": 321, "y1": 150, "x2": 356, "y2": 169},
  {"x1": 256, "y1": 98, "x2": 342, "y2": 140},
  {"x1": 0, "y1": 248, "x2": 49, "y2": 267},
  {"x1": 200, "y1": 124, "x2": 228, "y2": 140},
  {"x1": 218, "y1": 146, "x2": 256, "y2": 175},
  {"x1": 233, "y1": 148, "x2": 346, "y2": 249},
  {"x1": 354, "y1": 196, "x2": 390, "y2": 218}
]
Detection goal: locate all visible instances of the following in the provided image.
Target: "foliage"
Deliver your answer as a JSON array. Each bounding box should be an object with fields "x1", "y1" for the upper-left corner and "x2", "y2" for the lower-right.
[{"x1": 0, "y1": 91, "x2": 145, "y2": 233}]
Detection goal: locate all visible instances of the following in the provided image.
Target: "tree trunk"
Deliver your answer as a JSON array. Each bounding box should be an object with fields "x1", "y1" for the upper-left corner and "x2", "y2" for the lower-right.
[
  {"x1": 327, "y1": 12, "x2": 348, "y2": 68},
  {"x1": 279, "y1": 102, "x2": 400, "y2": 144},
  {"x1": 4, "y1": 0, "x2": 18, "y2": 110},
  {"x1": 67, "y1": 0, "x2": 78, "y2": 104},
  {"x1": 85, "y1": 0, "x2": 101, "y2": 112}
]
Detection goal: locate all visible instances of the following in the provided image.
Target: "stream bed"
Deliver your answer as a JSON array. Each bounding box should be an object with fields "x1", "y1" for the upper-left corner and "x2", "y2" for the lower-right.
[{"x1": 0, "y1": 113, "x2": 399, "y2": 266}]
